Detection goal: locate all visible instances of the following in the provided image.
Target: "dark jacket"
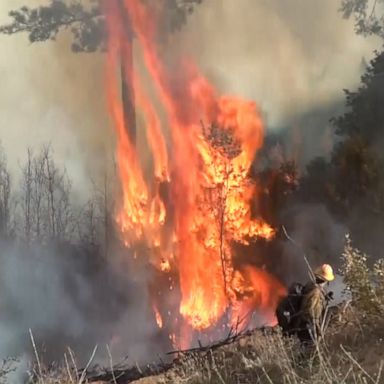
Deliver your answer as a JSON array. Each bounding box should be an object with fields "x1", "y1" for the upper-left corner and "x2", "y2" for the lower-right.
[{"x1": 276, "y1": 283, "x2": 303, "y2": 333}]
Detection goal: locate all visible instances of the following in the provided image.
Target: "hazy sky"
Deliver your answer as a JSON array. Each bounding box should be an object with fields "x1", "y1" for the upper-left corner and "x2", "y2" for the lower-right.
[{"x1": 0, "y1": 0, "x2": 380, "y2": 197}]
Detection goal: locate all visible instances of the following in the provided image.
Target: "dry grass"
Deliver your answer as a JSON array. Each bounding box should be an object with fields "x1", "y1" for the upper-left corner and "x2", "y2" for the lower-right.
[
  {"x1": 5, "y1": 235, "x2": 384, "y2": 383},
  {"x1": 29, "y1": 321, "x2": 384, "y2": 384},
  {"x1": 160, "y1": 320, "x2": 384, "y2": 384},
  {"x1": 0, "y1": 358, "x2": 18, "y2": 383},
  {"x1": 156, "y1": 235, "x2": 384, "y2": 384}
]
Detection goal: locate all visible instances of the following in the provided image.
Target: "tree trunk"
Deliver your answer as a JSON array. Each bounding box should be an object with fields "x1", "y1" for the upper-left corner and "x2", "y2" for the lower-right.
[
  {"x1": 121, "y1": 48, "x2": 136, "y2": 143},
  {"x1": 24, "y1": 148, "x2": 32, "y2": 243},
  {"x1": 119, "y1": 0, "x2": 136, "y2": 144},
  {"x1": 104, "y1": 171, "x2": 109, "y2": 259}
]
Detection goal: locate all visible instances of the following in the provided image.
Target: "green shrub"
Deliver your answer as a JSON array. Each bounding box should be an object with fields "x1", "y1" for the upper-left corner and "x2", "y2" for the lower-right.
[{"x1": 340, "y1": 234, "x2": 384, "y2": 316}]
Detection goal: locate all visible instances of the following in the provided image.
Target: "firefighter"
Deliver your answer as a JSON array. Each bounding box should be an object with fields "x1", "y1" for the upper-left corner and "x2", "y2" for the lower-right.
[
  {"x1": 295, "y1": 264, "x2": 334, "y2": 343},
  {"x1": 276, "y1": 282, "x2": 304, "y2": 335}
]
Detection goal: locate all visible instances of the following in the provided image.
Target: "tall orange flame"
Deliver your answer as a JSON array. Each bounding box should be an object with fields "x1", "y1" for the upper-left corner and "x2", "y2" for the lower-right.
[{"x1": 104, "y1": 0, "x2": 286, "y2": 342}]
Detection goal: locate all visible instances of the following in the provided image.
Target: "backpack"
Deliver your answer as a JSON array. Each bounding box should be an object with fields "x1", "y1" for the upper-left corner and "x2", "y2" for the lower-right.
[{"x1": 276, "y1": 282, "x2": 304, "y2": 333}]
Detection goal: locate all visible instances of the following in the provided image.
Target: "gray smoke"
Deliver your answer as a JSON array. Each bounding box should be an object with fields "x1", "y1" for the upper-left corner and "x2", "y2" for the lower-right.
[
  {"x1": 0, "y1": 0, "x2": 381, "y2": 189},
  {"x1": 175, "y1": 0, "x2": 379, "y2": 124},
  {"x1": 0, "y1": 239, "x2": 166, "y2": 375},
  {"x1": 276, "y1": 204, "x2": 347, "y2": 284},
  {"x1": 170, "y1": 0, "x2": 380, "y2": 164},
  {"x1": 0, "y1": 0, "x2": 111, "y2": 200}
]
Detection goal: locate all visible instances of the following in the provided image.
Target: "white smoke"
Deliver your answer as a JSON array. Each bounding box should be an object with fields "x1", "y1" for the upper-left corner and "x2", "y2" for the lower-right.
[
  {"x1": 0, "y1": 0, "x2": 380, "y2": 188},
  {"x1": 175, "y1": 0, "x2": 380, "y2": 128}
]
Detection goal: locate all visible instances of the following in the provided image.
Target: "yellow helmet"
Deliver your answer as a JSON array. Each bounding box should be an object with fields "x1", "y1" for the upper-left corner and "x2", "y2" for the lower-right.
[{"x1": 314, "y1": 264, "x2": 335, "y2": 282}]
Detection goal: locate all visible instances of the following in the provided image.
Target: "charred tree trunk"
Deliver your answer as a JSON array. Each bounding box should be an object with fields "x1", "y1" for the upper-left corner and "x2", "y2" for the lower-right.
[
  {"x1": 121, "y1": 47, "x2": 136, "y2": 143},
  {"x1": 119, "y1": 0, "x2": 136, "y2": 144},
  {"x1": 104, "y1": 171, "x2": 109, "y2": 258}
]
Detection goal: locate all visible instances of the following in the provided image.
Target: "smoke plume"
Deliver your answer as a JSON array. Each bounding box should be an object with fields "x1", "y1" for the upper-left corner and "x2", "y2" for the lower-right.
[
  {"x1": 0, "y1": 239, "x2": 167, "y2": 370},
  {"x1": 0, "y1": 0, "x2": 380, "y2": 186},
  {"x1": 0, "y1": 0, "x2": 380, "y2": 375}
]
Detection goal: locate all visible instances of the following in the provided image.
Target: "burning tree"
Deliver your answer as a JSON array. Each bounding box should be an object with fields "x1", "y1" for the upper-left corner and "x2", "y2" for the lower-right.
[
  {"x1": 202, "y1": 123, "x2": 242, "y2": 295},
  {"x1": 1, "y1": 0, "x2": 287, "y2": 347},
  {"x1": 103, "y1": 0, "x2": 286, "y2": 347}
]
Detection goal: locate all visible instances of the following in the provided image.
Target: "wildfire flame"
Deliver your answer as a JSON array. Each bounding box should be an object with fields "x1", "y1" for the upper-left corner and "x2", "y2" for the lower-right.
[
  {"x1": 154, "y1": 305, "x2": 163, "y2": 329},
  {"x1": 104, "y1": 0, "x2": 286, "y2": 343}
]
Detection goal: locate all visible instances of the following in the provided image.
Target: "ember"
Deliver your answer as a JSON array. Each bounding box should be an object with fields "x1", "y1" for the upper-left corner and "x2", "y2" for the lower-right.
[{"x1": 104, "y1": 0, "x2": 286, "y2": 346}]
